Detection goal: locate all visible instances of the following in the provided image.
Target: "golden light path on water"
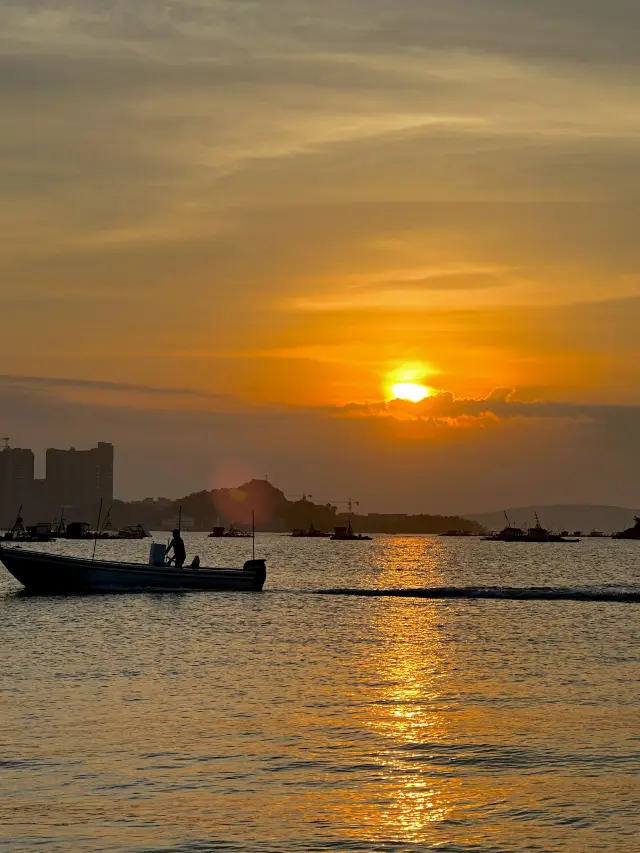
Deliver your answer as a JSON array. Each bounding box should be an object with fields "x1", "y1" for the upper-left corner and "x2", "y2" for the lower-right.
[
  {"x1": 330, "y1": 537, "x2": 463, "y2": 845},
  {"x1": 363, "y1": 606, "x2": 451, "y2": 840}
]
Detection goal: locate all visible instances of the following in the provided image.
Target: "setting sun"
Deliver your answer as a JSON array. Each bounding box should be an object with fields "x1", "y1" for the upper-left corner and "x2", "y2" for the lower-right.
[
  {"x1": 384, "y1": 362, "x2": 435, "y2": 402},
  {"x1": 391, "y1": 383, "x2": 431, "y2": 403}
]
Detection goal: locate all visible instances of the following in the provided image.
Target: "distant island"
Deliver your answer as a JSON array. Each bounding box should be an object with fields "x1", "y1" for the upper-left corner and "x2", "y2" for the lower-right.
[{"x1": 107, "y1": 480, "x2": 484, "y2": 535}]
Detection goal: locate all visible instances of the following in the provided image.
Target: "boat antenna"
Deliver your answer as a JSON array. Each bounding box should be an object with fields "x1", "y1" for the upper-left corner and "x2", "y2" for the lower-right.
[
  {"x1": 252, "y1": 510, "x2": 255, "y2": 560},
  {"x1": 100, "y1": 505, "x2": 112, "y2": 535},
  {"x1": 92, "y1": 498, "x2": 104, "y2": 561},
  {"x1": 504, "y1": 510, "x2": 512, "y2": 528},
  {"x1": 11, "y1": 506, "x2": 24, "y2": 536}
]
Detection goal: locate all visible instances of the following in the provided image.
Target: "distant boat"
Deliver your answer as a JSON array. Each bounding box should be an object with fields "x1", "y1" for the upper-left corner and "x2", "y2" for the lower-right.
[
  {"x1": 2, "y1": 514, "x2": 56, "y2": 543},
  {"x1": 63, "y1": 521, "x2": 96, "y2": 540},
  {"x1": 482, "y1": 511, "x2": 579, "y2": 543},
  {"x1": 208, "y1": 524, "x2": 252, "y2": 539},
  {"x1": 612, "y1": 517, "x2": 640, "y2": 540},
  {"x1": 330, "y1": 520, "x2": 372, "y2": 541},
  {"x1": 292, "y1": 522, "x2": 331, "y2": 538},
  {"x1": 117, "y1": 524, "x2": 150, "y2": 540},
  {"x1": 588, "y1": 529, "x2": 605, "y2": 538},
  {"x1": 0, "y1": 545, "x2": 266, "y2": 594},
  {"x1": 482, "y1": 525, "x2": 527, "y2": 542},
  {"x1": 440, "y1": 530, "x2": 475, "y2": 537},
  {"x1": 54, "y1": 521, "x2": 149, "y2": 541}
]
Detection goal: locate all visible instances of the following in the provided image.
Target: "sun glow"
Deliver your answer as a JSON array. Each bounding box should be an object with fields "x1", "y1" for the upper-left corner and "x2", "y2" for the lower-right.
[
  {"x1": 385, "y1": 362, "x2": 435, "y2": 402},
  {"x1": 391, "y1": 383, "x2": 431, "y2": 403}
]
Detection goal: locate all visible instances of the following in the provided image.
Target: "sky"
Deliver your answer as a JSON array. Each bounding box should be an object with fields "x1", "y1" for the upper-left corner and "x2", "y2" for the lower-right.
[{"x1": 1, "y1": 1, "x2": 640, "y2": 512}]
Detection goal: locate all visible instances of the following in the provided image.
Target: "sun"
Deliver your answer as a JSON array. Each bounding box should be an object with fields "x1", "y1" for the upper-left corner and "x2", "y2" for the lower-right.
[
  {"x1": 391, "y1": 382, "x2": 431, "y2": 403},
  {"x1": 384, "y1": 362, "x2": 435, "y2": 402}
]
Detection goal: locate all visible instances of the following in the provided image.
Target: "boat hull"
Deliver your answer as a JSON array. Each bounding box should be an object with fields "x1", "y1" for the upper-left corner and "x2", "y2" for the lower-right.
[
  {"x1": 481, "y1": 536, "x2": 579, "y2": 543},
  {"x1": 0, "y1": 547, "x2": 266, "y2": 594}
]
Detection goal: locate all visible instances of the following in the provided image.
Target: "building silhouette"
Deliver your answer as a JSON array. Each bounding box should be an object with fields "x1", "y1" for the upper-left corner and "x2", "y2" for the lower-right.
[
  {"x1": 0, "y1": 444, "x2": 35, "y2": 528},
  {"x1": 46, "y1": 442, "x2": 114, "y2": 517}
]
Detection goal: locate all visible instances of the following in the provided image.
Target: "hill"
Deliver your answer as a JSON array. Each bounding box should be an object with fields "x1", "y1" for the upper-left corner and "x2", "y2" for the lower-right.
[
  {"x1": 108, "y1": 480, "x2": 481, "y2": 534},
  {"x1": 465, "y1": 504, "x2": 639, "y2": 535}
]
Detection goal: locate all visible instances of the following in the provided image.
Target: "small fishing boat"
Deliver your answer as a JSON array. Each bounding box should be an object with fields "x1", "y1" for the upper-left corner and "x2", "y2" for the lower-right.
[
  {"x1": 2, "y1": 513, "x2": 56, "y2": 543},
  {"x1": 482, "y1": 511, "x2": 579, "y2": 543},
  {"x1": 330, "y1": 521, "x2": 372, "y2": 541},
  {"x1": 291, "y1": 522, "x2": 331, "y2": 538},
  {"x1": 327, "y1": 498, "x2": 372, "y2": 541},
  {"x1": 117, "y1": 524, "x2": 151, "y2": 539},
  {"x1": 482, "y1": 525, "x2": 528, "y2": 542},
  {"x1": 208, "y1": 524, "x2": 252, "y2": 538},
  {"x1": 0, "y1": 546, "x2": 266, "y2": 594},
  {"x1": 440, "y1": 530, "x2": 475, "y2": 537}
]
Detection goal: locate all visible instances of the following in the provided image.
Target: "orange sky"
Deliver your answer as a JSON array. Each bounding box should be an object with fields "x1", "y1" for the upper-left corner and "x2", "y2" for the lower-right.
[{"x1": 1, "y1": 2, "x2": 640, "y2": 507}]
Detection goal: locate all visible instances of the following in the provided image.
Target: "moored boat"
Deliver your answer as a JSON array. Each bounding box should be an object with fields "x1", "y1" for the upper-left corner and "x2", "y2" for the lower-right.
[
  {"x1": 0, "y1": 546, "x2": 266, "y2": 594},
  {"x1": 2, "y1": 513, "x2": 56, "y2": 543},
  {"x1": 208, "y1": 524, "x2": 252, "y2": 538},
  {"x1": 330, "y1": 521, "x2": 372, "y2": 541},
  {"x1": 482, "y1": 512, "x2": 579, "y2": 543},
  {"x1": 441, "y1": 529, "x2": 475, "y2": 537},
  {"x1": 328, "y1": 497, "x2": 372, "y2": 541},
  {"x1": 482, "y1": 525, "x2": 527, "y2": 541},
  {"x1": 117, "y1": 524, "x2": 151, "y2": 539},
  {"x1": 291, "y1": 522, "x2": 331, "y2": 538}
]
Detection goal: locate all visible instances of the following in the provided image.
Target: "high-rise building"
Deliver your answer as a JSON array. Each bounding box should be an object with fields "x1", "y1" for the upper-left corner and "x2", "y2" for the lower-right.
[
  {"x1": 0, "y1": 445, "x2": 35, "y2": 528},
  {"x1": 46, "y1": 442, "x2": 114, "y2": 516}
]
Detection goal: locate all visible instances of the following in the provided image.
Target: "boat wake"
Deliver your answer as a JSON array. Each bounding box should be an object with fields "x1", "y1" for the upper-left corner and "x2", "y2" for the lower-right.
[{"x1": 313, "y1": 585, "x2": 640, "y2": 603}]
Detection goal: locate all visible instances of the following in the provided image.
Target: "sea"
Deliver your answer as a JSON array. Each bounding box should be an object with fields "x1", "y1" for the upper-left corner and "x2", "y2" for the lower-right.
[{"x1": 1, "y1": 534, "x2": 638, "y2": 853}]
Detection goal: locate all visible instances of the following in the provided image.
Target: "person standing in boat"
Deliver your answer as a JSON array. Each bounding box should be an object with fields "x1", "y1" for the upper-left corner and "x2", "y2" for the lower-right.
[{"x1": 165, "y1": 529, "x2": 186, "y2": 568}]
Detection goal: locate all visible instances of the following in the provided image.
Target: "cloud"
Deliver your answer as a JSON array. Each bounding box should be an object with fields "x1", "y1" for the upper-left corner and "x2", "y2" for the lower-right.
[
  {"x1": 0, "y1": 372, "x2": 226, "y2": 398},
  {"x1": 1, "y1": 0, "x2": 640, "y2": 416},
  {"x1": 0, "y1": 373, "x2": 246, "y2": 413},
  {"x1": 338, "y1": 389, "x2": 585, "y2": 423},
  {"x1": 3, "y1": 1, "x2": 640, "y2": 68},
  {"x1": 2, "y1": 373, "x2": 640, "y2": 513}
]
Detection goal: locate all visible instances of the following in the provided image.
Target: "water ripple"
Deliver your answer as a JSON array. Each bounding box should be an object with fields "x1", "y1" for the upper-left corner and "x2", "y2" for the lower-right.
[{"x1": 1, "y1": 534, "x2": 638, "y2": 853}]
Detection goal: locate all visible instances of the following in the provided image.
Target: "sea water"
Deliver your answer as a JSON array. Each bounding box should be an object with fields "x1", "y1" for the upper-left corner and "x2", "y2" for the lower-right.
[{"x1": 1, "y1": 534, "x2": 638, "y2": 852}]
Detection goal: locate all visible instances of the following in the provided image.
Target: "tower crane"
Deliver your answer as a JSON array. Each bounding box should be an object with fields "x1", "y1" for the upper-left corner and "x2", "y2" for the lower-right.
[{"x1": 328, "y1": 498, "x2": 360, "y2": 517}]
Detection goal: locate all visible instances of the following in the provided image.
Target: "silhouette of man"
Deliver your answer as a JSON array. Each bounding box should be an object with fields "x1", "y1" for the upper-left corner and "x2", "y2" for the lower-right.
[{"x1": 166, "y1": 529, "x2": 186, "y2": 568}]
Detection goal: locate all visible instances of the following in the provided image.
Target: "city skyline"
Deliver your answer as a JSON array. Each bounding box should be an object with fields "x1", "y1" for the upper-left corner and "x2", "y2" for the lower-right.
[{"x1": 0, "y1": 440, "x2": 113, "y2": 527}]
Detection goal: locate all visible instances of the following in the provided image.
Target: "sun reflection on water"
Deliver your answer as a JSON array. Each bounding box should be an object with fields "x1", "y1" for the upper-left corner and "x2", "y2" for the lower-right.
[{"x1": 336, "y1": 537, "x2": 459, "y2": 843}]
